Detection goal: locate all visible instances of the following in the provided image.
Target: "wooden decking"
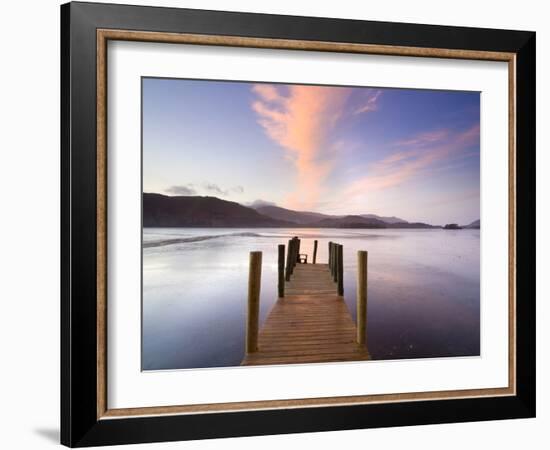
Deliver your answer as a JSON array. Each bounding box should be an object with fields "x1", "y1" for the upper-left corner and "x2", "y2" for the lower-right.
[{"x1": 241, "y1": 263, "x2": 370, "y2": 366}]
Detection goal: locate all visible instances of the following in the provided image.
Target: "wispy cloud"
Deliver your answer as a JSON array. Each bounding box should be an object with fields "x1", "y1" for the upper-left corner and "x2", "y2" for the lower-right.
[
  {"x1": 202, "y1": 183, "x2": 224, "y2": 195},
  {"x1": 165, "y1": 184, "x2": 196, "y2": 195},
  {"x1": 345, "y1": 124, "x2": 480, "y2": 199},
  {"x1": 353, "y1": 89, "x2": 383, "y2": 115},
  {"x1": 165, "y1": 183, "x2": 243, "y2": 197},
  {"x1": 203, "y1": 183, "x2": 244, "y2": 196},
  {"x1": 394, "y1": 129, "x2": 450, "y2": 147},
  {"x1": 248, "y1": 199, "x2": 277, "y2": 208},
  {"x1": 252, "y1": 84, "x2": 281, "y2": 102},
  {"x1": 251, "y1": 83, "x2": 351, "y2": 210}
]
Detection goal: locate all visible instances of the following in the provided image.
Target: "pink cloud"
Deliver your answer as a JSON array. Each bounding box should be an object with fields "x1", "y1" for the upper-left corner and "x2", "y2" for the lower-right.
[
  {"x1": 252, "y1": 84, "x2": 282, "y2": 103},
  {"x1": 251, "y1": 84, "x2": 351, "y2": 210},
  {"x1": 345, "y1": 125, "x2": 480, "y2": 198},
  {"x1": 458, "y1": 123, "x2": 480, "y2": 143}
]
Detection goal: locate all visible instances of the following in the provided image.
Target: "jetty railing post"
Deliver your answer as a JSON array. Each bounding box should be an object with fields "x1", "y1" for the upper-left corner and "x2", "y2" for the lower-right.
[
  {"x1": 313, "y1": 240, "x2": 318, "y2": 264},
  {"x1": 246, "y1": 251, "x2": 262, "y2": 354},
  {"x1": 328, "y1": 241, "x2": 333, "y2": 272},
  {"x1": 356, "y1": 250, "x2": 368, "y2": 347},
  {"x1": 285, "y1": 239, "x2": 293, "y2": 281},
  {"x1": 288, "y1": 238, "x2": 296, "y2": 275},
  {"x1": 290, "y1": 238, "x2": 297, "y2": 274},
  {"x1": 333, "y1": 243, "x2": 338, "y2": 282},
  {"x1": 337, "y1": 244, "x2": 344, "y2": 295},
  {"x1": 333, "y1": 243, "x2": 337, "y2": 279},
  {"x1": 329, "y1": 242, "x2": 332, "y2": 273},
  {"x1": 330, "y1": 242, "x2": 333, "y2": 277},
  {"x1": 278, "y1": 244, "x2": 285, "y2": 298}
]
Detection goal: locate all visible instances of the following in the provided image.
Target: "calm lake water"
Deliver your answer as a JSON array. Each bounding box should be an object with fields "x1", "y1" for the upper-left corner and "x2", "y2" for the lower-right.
[{"x1": 142, "y1": 228, "x2": 480, "y2": 370}]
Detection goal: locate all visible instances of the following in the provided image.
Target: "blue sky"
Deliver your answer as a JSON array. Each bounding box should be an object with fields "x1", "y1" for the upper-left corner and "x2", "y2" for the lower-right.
[{"x1": 143, "y1": 77, "x2": 480, "y2": 225}]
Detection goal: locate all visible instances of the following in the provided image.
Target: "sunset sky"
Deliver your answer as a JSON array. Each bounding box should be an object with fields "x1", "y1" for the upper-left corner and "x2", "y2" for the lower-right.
[{"x1": 142, "y1": 78, "x2": 480, "y2": 225}]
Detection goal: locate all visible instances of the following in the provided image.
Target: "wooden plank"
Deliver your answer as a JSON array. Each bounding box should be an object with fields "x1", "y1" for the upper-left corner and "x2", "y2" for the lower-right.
[
  {"x1": 242, "y1": 262, "x2": 370, "y2": 366},
  {"x1": 284, "y1": 263, "x2": 337, "y2": 296}
]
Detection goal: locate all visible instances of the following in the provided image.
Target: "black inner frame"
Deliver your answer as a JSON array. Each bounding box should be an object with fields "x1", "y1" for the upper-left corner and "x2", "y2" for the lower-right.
[{"x1": 61, "y1": 2, "x2": 536, "y2": 447}]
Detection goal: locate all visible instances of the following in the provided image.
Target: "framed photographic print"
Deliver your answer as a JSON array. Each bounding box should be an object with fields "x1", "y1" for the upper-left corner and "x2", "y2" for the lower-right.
[{"x1": 61, "y1": 1, "x2": 536, "y2": 447}]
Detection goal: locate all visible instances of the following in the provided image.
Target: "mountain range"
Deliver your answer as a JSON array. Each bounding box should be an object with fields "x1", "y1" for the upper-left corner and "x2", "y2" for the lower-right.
[
  {"x1": 253, "y1": 204, "x2": 409, "y2": 226},
  {"x1": 143, "y1": 193, "x2": 289, "y2": 227},
  {"x1": 143, "y1": 193, "x2": 456, "y2": 229}
]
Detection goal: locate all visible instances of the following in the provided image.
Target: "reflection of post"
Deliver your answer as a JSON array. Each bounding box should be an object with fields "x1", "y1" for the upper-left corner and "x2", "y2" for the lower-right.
[
  {"x1": 356, "y1": 251, "x2": 368, "y2": 346},
  {"x1": 313, "y1": 240, "x2": 318, "y2": 264},
  {"x1": 246, "y1": 251, "x2": 262, "y2": 354},
  {"x1": 337, "y1": 244, "x2": 344, "y2": 296},
  {"x1": 278, "y1": 244, "x2": 285, "y2": 298}
]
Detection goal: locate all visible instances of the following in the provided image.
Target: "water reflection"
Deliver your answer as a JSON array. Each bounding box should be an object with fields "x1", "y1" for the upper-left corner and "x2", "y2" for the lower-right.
[{"x1": 142, "y1": 228, "x2": 480, "y2": 370}]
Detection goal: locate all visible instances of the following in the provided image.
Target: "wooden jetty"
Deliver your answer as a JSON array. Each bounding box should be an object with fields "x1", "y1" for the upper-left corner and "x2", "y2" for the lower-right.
[{"x1": 242, "y1": 238, "x2": 370, "y2": 366}]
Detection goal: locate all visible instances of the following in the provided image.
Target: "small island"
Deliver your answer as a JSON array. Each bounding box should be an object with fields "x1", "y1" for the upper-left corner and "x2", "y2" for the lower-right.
[{"x1": 443, "y1": 223, "x2": 462, "y2": 230}]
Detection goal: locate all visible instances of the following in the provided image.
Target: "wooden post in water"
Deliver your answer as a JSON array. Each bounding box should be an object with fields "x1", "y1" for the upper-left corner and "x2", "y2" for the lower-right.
[
  {"x1": 356, "y1": 250, "x2": 368, "y2": 347},
  {"x1": 333, "y1": 243, "x2": 338, "y2": 279},
  {"x1": 290, "y1": 237, "x2": 300, "y2": 274},
  {"x1": 337, "y1": 244, "x2": 344, "y2": 296},
  {"x1": 330, "y1": 242, "x2": 333, "y2": 276},
  {"x1": 246, "y1": 251, "x2": 262, "y2": 354},
  {"x1": 328, "y1": 242, "x2": 333, "y2": 271},
  {"x1": 285, "y1": 239, "x2": 293, "y2": 281},
  {"x1": 313, "y1": 240, "x2": 318, "y2": 264},
  {"x1": 278, "y1": 244, "x2": 285, "y2": 298},
  {"x1": 290, "y1": 238, "x2": 297, "y2": 274},
  {"x1": 333, "y1": 243, "x2": 338, "y2": 282}
]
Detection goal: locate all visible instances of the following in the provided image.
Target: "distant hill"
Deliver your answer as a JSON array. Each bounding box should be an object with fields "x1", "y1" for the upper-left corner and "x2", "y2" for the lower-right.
[
  {"x1": 254, "y1": 205, "x2": 330, "y2": 225},
  {"x1": 360, "y1": 214, "x2": 408, "y2": 224},
  {"x1": 253, "y1": 205, "x2": 415, "y2": 227},
  {"x1": 463, "y1": 219, "x2": 480, "y2": 229},
  {"x1": 386, "y1": 222, "x2": 438, "y2": 229},
  {"x1": 309, "y1": 215, "x2": 387, "y2": 229},
  {"x1": 143, "y1": 193, "x2": 289, "y2": 227},
  {"x1": 145, "y1": 193, "x2": 437, "y2": 228}
]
